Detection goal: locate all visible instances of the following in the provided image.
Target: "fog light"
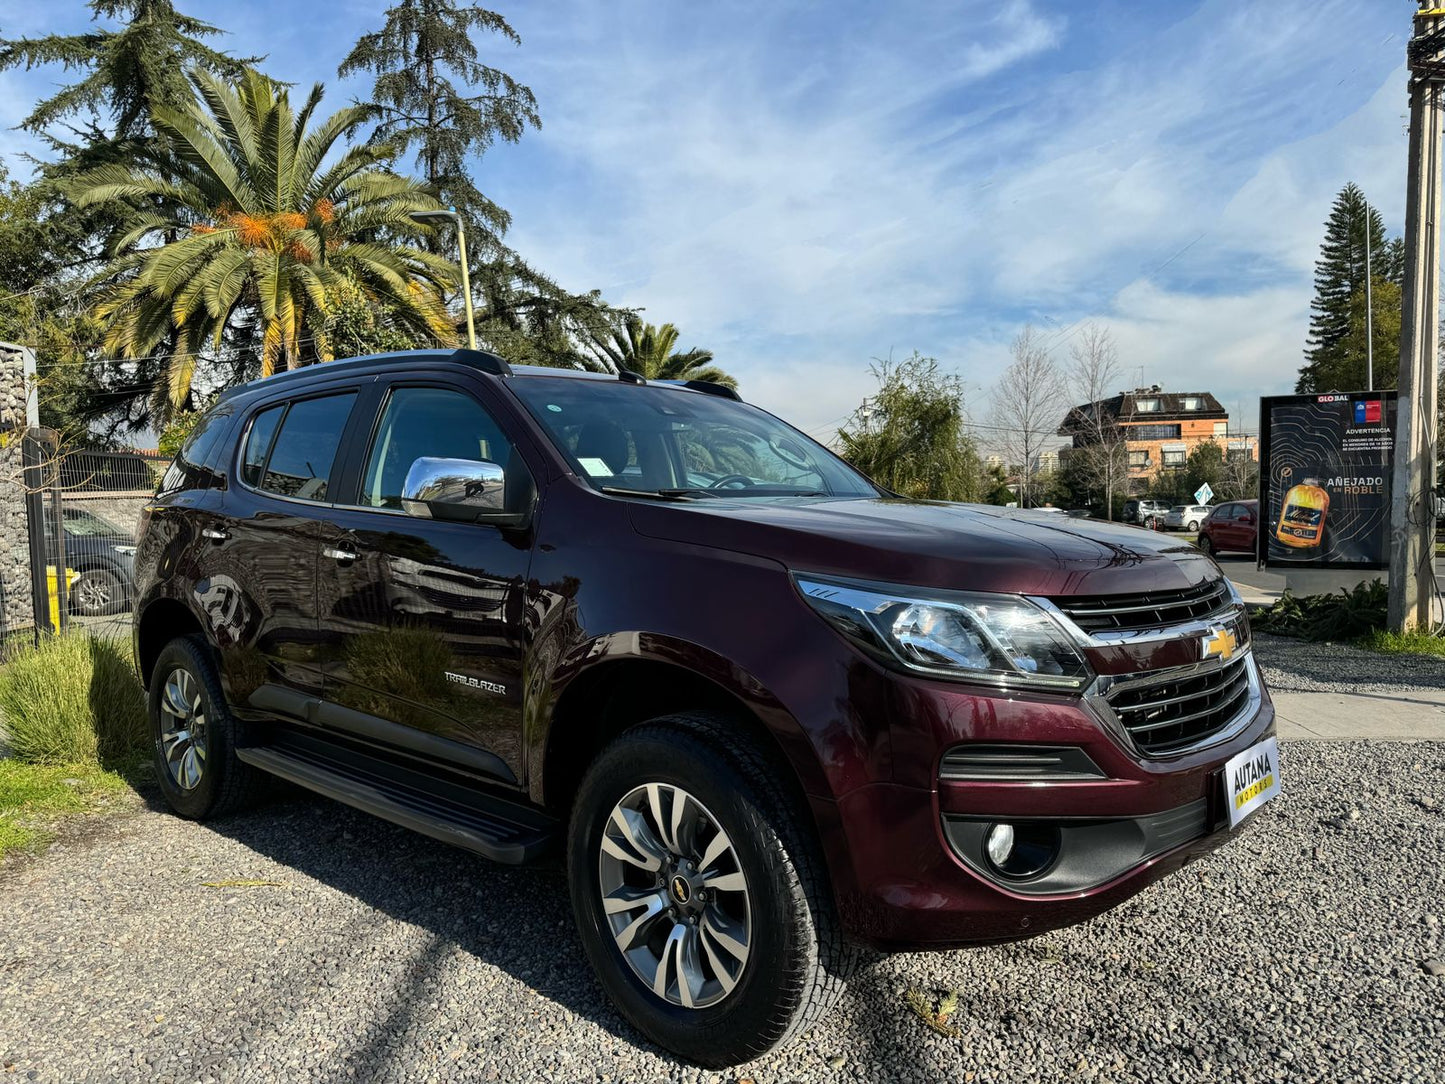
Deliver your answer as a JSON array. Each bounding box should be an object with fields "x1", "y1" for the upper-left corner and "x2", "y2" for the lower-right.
[
  {"x1": 986, "y1": 823, "x2": 1015, "y2": 867},
  {"x1": 983, "y1": 822, "x2": 1061, "y2": 880}
]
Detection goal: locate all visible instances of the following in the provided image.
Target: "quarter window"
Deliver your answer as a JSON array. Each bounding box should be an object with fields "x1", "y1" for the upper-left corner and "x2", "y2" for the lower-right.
[
  {"x1": 159, "y1": 407, "x2": 232, "y2": 493},
  {"x1": 359, "y1": 386, "x2": 513, "y2": 510},
  {"x1": 254, "y1": 393, "x2": 357, "y2": 501}
]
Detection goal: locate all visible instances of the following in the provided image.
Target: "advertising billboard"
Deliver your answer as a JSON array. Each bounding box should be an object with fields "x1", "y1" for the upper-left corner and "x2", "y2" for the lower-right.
[{"x1": 1258, "y1": 391, "x2": 1396, "y2": 570}]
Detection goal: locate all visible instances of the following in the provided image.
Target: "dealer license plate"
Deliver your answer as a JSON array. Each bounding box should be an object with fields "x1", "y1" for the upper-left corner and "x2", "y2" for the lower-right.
[{"x1": 1223, "y1": 736, "x2": 1281, "y2": 827}]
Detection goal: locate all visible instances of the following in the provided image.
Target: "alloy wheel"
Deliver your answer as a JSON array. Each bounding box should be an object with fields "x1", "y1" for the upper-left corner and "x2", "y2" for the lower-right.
[
  {"x1": 75, "y1": 573, "x2": 112, "y2": 614},
  {"x1": 158, "y1": 667, "x2": 208, "y2": 791},
  {"x1": 597, "y1": 782, "x2": 752, "y2": 1009}
]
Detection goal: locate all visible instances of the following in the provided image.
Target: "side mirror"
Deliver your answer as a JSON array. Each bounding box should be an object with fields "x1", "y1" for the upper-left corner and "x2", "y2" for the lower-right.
[{"x1": 401, "y1": 456, "x2": 529, "y2": 527}]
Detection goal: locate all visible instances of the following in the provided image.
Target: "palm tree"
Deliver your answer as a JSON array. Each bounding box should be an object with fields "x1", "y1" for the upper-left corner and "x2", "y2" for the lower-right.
[
  {"x1": 597, "y1": 315, "x2": 736, "y2": 389},
  {"x1": 70, "y1": 68, "x2": 459, "y2": 409}
]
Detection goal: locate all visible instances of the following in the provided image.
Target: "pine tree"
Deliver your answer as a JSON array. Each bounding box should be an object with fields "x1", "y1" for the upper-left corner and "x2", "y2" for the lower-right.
[
  {"x1": 1296, "y1": 183, "x2": 1400, "y2": 392},
  {"x1": 339, "y1": 1, "x2": 539, "y2": 247},
  {"x1": 0, "y1": 0, "x2": 256, "y2": 163}
]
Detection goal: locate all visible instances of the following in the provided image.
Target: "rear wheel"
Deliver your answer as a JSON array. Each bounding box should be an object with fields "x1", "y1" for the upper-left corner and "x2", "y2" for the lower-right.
[
  {"x1": 1198, "y1": 533, "x2": 1215, "y2": 556},
  {"x1": 148, "y1": 636, "x2": 260, "y2": 820},
  {"x1": 1186, "y1": 519, "x2": 1200, "y2": 532},
  {"x1": 567, "y1": 714, "x2": 857, "y2": 1067}
]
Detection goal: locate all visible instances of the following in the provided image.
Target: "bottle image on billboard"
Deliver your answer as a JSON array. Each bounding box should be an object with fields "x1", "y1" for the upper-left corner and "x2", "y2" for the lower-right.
[{"x1": 1276, "y1": 477, "x2": 1329, "y2": 549}]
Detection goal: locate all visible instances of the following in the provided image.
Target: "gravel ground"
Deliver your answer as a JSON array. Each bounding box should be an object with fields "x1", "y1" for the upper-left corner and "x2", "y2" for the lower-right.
[
  {"x1": 1, "y1": 740, "x2": 1442, "y2": 1084},
  {"x1": 1254, "y1": 632, "x2": 1445, "y2": 695}
]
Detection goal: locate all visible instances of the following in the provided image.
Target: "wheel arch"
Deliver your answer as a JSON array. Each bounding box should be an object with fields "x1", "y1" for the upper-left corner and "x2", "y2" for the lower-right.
[
  {"x1": 136, "y1": 596, "x2": 206, "y2": 687},
  {"x1": 535, "y1": 649, "x2": 831, "y2": 824}
]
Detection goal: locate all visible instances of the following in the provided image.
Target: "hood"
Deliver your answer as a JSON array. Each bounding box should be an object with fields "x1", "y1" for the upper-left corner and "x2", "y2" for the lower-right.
[{"x1": 628, "y1": 497, "x2": 1218, "y2": 597}]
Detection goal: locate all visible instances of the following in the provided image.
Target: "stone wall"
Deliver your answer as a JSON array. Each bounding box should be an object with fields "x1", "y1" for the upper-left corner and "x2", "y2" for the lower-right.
[{"x1": 0, "y1": 344, "x2": 36, "y2": 638}]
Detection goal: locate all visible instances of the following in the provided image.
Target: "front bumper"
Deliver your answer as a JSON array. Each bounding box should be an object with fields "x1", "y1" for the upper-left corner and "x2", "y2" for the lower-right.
[{"x1": 825, "y1": 658, "x2": 1276, "y2": 950}]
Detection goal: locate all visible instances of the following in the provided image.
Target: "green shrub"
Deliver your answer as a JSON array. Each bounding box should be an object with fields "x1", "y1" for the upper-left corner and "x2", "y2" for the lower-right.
[
  {"x1": 0, "y1": 634, "x2": 148, "y2": 765},
  {"x1": 1250, "y1": 579, "x2": 1388, "y2": 642}
]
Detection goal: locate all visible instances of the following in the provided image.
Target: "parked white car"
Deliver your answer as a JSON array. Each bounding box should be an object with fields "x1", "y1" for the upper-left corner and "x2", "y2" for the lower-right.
[{"x1": 1164, "y1": 504, "x2": 1212, "y2": 531}]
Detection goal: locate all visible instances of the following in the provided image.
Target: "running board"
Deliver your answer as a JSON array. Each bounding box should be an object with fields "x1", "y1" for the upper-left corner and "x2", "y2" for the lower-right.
[{"x1": 237, "y1": 731, "x2": 557, "y2": 864}]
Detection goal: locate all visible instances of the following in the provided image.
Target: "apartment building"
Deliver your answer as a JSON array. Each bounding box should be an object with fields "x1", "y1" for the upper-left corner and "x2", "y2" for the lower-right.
[{"x1": 1058, "y1": 386, "x2": 1258, "y2": 492}]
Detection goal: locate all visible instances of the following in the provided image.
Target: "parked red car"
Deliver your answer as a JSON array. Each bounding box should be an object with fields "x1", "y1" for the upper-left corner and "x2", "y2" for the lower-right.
[{"x1": 1198, "y1": 499, "x2": 1258, "y2": 557}]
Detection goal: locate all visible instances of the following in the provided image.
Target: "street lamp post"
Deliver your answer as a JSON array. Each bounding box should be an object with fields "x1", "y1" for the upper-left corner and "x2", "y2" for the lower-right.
[{"x1": 409, "y1": 208, "x2": 476, "y2": 350}]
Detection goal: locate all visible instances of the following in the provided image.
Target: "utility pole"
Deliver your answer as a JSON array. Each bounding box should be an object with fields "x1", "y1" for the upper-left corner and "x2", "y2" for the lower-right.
[
  {"x1": 1389, "y1": 4, "x2": 1445, "y2": 632},
  {"x1": 1365, "y1": 197, "x2": 1374, "y2": 392}
]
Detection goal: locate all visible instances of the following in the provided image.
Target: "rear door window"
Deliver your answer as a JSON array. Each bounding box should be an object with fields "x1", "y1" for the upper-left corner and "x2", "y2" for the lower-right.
[
  {"x1": 252, "y1": 393, "x2": 357, "y2": 502},
  {"x1": 241, "y1": 405, "x2": 285, "y2": 488}
]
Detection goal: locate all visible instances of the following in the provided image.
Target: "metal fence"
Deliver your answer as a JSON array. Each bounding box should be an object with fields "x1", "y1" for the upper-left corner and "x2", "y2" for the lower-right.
[{"x1": 28, "y1": 440, "x2": 167, "y2": 645}]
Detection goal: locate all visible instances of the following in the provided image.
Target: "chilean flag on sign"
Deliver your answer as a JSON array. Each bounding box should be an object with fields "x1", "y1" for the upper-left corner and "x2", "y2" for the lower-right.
[{"x1": 1353, "y1": 399, "x2": 1382, "y2": 424}]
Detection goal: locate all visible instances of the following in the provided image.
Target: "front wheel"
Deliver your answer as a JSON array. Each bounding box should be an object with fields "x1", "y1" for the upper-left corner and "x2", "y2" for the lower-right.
[
  {"x1": 1198, "y1": 533, "x2": 1215, "y2": 556},
  {"x1": 567, "y1": 714, "x2": 857, "y2": 1067}
]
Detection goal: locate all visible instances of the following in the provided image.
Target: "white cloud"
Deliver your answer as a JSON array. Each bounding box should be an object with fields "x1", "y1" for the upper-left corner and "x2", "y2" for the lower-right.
[
  {"x1": 0, "y1": 0, "x2": 1417, "y2": 445},
  {"x1": 493, "y1": 0, "x2": 1411, "y2": 439}
]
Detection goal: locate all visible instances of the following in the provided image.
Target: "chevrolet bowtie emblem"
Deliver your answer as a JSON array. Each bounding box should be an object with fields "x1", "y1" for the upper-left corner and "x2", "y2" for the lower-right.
[{"x1": 1202, "y1": 627, "x2": 1238, "y2": 662}]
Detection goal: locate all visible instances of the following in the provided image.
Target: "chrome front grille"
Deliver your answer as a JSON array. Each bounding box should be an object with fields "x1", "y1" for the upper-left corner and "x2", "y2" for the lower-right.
[
  {"x1": 1050, "y1": 578, "x2": 1234, "y2": 635},
  {"x1": 1104, "y1": 653, "x2": 1254, "y2": 755}
]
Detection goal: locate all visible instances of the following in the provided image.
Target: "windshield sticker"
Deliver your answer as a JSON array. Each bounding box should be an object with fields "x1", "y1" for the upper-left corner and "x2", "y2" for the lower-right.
[
  {"x1": 577, "y1": 457, "x2": 612, "y2": 477},
  {"x1": 546, "y1": 404, "x2": 562, "y2": 412}
]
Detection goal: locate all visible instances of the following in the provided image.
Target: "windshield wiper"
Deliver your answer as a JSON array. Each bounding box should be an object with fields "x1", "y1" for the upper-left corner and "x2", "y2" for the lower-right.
[
  {"x1": 600, "y1": 486, "x2": 831, "y2": 501},
  {"x1": 599, "y1": 486, "x2": 707, "y2": 501}
]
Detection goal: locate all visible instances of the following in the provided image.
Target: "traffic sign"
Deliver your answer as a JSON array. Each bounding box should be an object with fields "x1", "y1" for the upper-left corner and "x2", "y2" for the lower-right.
[{"x1": 1194, "y1": 482, "x2": 1214, "y2": 504}]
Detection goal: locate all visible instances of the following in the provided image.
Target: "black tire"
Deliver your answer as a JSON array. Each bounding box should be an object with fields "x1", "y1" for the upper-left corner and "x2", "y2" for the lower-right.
[
  {"x1": 71, "y1": 567, "x2": 125, "y2": 617},
  {"x1": 1198, "y1": 533, "x2": 1215, "y2": 556},
  {"x1": 567, "y1": 713, "x2": 858, "y2": 1067},
  {"x1": 1186, "y1": 519, "x2": 1200, "y2": 533},
  {"x1": 148, "y1": 635, "x2": 261, "y2": 820}
]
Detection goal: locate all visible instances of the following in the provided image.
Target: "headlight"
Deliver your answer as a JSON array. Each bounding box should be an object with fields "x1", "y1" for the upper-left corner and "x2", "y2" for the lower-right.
[
  {"x1": 113, "y1": 545, "x2": 136, "y2": 556},
  {"x1": 794, "y1": 574, "x2": 1091, "y2": 691}
]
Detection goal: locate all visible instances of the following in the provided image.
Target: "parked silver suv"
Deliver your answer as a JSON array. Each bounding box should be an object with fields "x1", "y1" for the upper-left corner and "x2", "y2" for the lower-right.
[{"x1": 1122, "y1": 499, "x2": 1170, "y2": 526}]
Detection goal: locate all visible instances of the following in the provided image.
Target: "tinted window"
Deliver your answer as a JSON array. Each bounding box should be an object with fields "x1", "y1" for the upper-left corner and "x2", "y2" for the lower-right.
[
  {"x1": 159, "y1": 407, "x2": 232, "y2": 493},
  {"x1": 257, "y1": 393, "x2": 356, "y2": 501},
  {"x1": 241, "y1": 405, "x2": 285, "y2": 488},
  {"x1": 510, "y1": 377, "x2": 878, "y2": 498},
  {"x1": 359, "y1": 386, "x2": 512, "y2": 510}
]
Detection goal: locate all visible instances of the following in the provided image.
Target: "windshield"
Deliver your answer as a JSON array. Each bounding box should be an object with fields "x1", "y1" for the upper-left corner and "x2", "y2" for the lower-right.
[{"x1": 509, "y1": 377, "x2": 880, "y2": 499}]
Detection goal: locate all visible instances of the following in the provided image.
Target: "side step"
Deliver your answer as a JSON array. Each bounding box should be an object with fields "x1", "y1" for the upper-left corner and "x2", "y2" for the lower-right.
[{"x1": 237, "y1": 730, "x2": 557, "y2": 864}]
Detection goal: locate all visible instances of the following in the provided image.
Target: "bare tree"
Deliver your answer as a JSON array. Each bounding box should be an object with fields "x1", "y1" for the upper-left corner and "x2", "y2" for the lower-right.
[
  {"x1": 994, "y1": 326, "x2": 1066, "y2": 508},
  {"x1": 1065, "y1": 323, "x2": 1127, "y2": 519}
]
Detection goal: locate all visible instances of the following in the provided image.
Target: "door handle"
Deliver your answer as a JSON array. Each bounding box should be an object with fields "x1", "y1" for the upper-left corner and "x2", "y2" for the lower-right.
[
  {"x1": 201, "y1": 527, "x2": 229, "y2": 542},
  {"x1": 323, "y1": 545, "x2": 359, "y2": 562}
]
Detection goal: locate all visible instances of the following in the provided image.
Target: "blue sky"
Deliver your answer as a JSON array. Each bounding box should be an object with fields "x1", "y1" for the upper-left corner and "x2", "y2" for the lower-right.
[{"x1": 0, "y1": 0, "x2": 1417, "y2": 447}]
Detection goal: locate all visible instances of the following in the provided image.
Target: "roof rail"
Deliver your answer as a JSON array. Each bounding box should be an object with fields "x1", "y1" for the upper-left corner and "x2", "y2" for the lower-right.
[
  {"x1": 449, "y1": 348, "x2": 512, "y2": 376},
  {"x1": 677, "y1": 379, "x2": 741, "y2": 401}
]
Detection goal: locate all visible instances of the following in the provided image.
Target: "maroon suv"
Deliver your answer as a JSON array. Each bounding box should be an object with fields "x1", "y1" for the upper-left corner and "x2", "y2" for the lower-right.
[{"x1": 133, "y1": 349, "x2": 1279, "y2": 1066}]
